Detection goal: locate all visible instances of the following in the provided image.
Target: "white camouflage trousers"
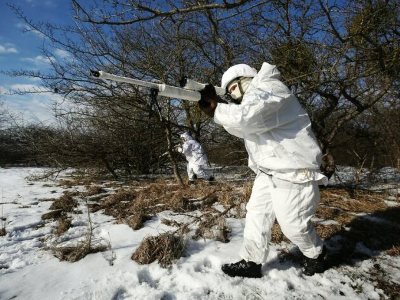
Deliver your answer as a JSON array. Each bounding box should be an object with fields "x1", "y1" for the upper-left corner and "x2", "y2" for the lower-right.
[
  {"x1": 187, "y1": 162, "x2": 211, "y2": 180},
  {"x1": 240, "y1": 172, "x2": 323, "y2": 264}
]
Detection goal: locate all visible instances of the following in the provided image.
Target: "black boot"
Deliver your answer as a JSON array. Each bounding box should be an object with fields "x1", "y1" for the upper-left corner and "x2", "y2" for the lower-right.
[
  {"x1": 221, "y1": 259, "x2": 262, "y2": 278},
  {"x1": 302, "y1": 246, "x2": 327, "y2": 276},
  {"x1": 188, "y1": 175, "x2": 196, "y2": 185}
]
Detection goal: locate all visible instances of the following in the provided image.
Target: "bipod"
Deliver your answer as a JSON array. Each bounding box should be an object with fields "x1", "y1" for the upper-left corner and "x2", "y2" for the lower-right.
[{"x1": 148, "y1": 88, "x2": 159, "y2": 118}]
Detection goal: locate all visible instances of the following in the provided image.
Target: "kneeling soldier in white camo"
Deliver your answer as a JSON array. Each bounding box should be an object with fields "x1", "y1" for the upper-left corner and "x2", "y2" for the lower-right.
[{"x1": 177, "y1": 132, "x2": 214, "y2": 184}]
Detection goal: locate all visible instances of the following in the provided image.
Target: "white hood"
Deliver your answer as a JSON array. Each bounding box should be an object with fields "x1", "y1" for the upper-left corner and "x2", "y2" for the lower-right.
[
  {"x1": 221, "y1": 64, "x2": 258, "y2": 91},
  {"x1": 180, "y1": 132, "x2": 192, "y2": 141}
]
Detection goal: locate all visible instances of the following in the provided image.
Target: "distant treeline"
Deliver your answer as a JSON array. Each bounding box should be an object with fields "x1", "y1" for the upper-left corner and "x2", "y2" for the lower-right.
[{"x1": 1, "y1": 106, "x2": 398, "y2": 175}]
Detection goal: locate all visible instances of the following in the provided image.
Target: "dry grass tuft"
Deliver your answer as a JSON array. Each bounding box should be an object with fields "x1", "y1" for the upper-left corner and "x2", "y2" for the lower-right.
[
  {"x1": 103, "y1": 189, "x2": 136, "y2": 206},
  {"x1": 161, "y1": 218, "x2": 191, "y2": 235},
  {"x1": 49, "y1": 192, "x2": 78, "y2": 212},
  {"x1": 99, "y1": 189, "x2": 136, "y2": 217},
  {"x1": 125, "y1": 211, "x2": 152, "y2": 230},
  {"x1": 52, "y1": 242, "x2": 107, "y2": 262},
  {"x1": 320, "y1": 188, "x2": 387, "y2": 213},
  {"x1": 41, "y1": 209, "x2": 63, "y2": 220},
  {"x1": 314, "y1": 223, "x2": 343, "y2": 240},
  {"x1": 131, "y1": 233, "x2": 185, "y2": 267},
  {"x1": 134, "y1": 182, "x2": 205, "y2": 212},
  {"x1": 315, "y1": 206, "x2": 356, "y2": 227},
  {"x1": 182, "y1": 193, "x2": 218, "y2": 211},
  {"x1": 85, "y1": 185, "x2": 107, "y2": 196},
  {"x1": 161, "y1": 218, "x2": 183, "y2": 228},
  {"x1": 374, "y1": 277, "x2": 400, "y2": 300},
  {"x1": 315, "y1": 206, "x2": 342, "y2": 220},
  {"x1": 54, "y1": 217, "x2": 72, "y2": 236},
  {"x1": 58, "y1": 179, "x2": 80, "y2": 188},
  {"x1": 0, "y1": 213, "x2": 6, "y2": 236},
  {"x1": 218, "y1": 182, "x2": 251, "y2": 218},
  {"x1": 387, "y1": 246, "x2": 400, "y2": 256},
  {"x1": 194, "y1": 215, "x2": 230, "y2": 243}
]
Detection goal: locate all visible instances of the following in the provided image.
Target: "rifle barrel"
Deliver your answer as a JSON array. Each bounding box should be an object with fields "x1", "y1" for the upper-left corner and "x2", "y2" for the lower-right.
[{"x1": 92, "y1": 70, "x2": 201, "y2": 102}]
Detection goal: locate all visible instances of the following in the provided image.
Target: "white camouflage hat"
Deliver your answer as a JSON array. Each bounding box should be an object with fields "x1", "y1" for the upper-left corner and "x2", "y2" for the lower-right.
[
  {"x1": 221, "y1": 64, "x2": 258, "y2": 91},
  {"x1": 180, "y1": 132, "x2": 192, "y2": 141}
]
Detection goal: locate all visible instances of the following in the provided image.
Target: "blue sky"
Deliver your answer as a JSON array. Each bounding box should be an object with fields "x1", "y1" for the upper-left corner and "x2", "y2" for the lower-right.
[{"x1": 0, "y1": 0, "x2": 76, "y2": 124}]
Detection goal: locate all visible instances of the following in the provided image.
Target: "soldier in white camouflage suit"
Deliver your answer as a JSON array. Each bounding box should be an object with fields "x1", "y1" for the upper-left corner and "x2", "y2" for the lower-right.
[
  {"x1": 177, "y1": 132, "x2": 214, "y2": 183},
  {"x1": 198, "y1": 63, "x2": 328, "y2": 278}
]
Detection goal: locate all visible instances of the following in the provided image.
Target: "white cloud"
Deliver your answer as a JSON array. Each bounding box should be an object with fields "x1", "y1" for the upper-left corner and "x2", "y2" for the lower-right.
[
  {"x1": 0, "y1": 82, "x2": 59, "y2": 124},
  {"x1": 21, "y1": 55, "x2": 55, "y2": 66},
  {"x1": 1, "y1": 81, "x2": 85, "y2": 125},
  {"x1": 10, "y1": 84, "x2": 48, "y2": 93},
  {"x1": 16, "y1": 23, "x2": 47, "y2": 39},
  {"x1": 16, "y1": 23, "x2": 29, "y2": 30},
  {"x1": 0, "y1": 84, "x2": 62, "y2": 125},
  {"x1": 8, "y1": 97, "x2": 54, "y2": 124},
  {"x1": 0, "y1": 44, "x2": 18, "y2": 54},
  {"x1": 27, "y1": 77, "x2": 42, "y2": 82},
  {"x1": 54, "y1": 49, "x2": 71, "y2": 59}
]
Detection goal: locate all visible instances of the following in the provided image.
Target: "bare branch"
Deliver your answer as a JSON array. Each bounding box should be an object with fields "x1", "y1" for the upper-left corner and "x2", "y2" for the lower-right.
[{"x1": 72, "y1": 0, "x2": 255, "y2": 25}]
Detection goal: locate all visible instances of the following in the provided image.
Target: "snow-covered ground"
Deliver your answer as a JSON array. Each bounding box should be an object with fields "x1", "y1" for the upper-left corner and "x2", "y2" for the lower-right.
[{"x1": 0, "y1": 167, "x2": 399, "y2": 300}]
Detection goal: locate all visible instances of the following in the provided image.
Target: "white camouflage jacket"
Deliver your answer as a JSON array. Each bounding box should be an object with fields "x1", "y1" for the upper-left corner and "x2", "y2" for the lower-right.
[
  {"x1": 214, "y1": 62, "x2": 327, "y2": 184},
  {"x1": 179, "y1": 136, "x2": 209, "y2": 166}
]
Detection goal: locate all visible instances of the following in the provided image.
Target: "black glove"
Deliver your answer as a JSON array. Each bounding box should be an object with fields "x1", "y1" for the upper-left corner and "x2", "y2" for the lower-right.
[{"x1": 199, "y1": 84, "x2": 218, "y2": 117}]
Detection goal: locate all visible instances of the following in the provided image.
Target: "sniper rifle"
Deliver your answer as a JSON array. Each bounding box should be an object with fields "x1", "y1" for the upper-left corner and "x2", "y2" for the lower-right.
[{"x1": 90, "y1": 70, "x2": 226, "y2": 102}]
